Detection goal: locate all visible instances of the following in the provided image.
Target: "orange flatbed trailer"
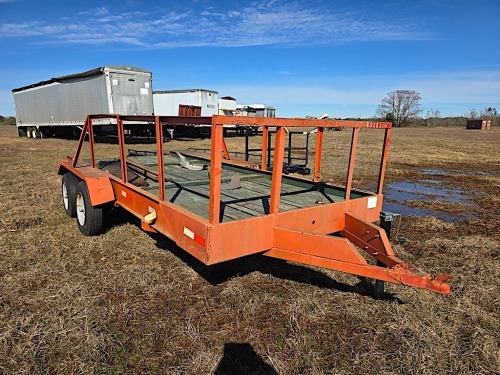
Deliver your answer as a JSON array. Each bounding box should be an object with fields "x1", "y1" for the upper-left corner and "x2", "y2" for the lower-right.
[{"x1": 58, "y1": 114, "x2": 451, "y2": 297}]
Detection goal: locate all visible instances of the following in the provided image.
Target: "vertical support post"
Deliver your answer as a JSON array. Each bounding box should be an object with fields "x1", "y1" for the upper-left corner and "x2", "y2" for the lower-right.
[
  {"x1": 287, "y1": 131, "x2": 292, "y2": 165},
  {"x1": 314, "y1": 127, "x2": 324, "y2": 182},
  {"x1": 261, "y1": 126, "x2": 269, "y2": 170},
  {"x1": 304, "y1": 132, "x2": 310, "y2": 166},
  {"x1": 155, "y1": 116, "x2": 165, "y2": 201},
  {"x1": 221, "y1": 135, "x2": 230, "y2": 160},
  {"x1": 245, "y1": 130, "x2": 250, "y2": 161},
  {"x1": 267, "y1": 131, "x2": 272, "y2": 169},
  {"x1": 209, "y1": 121, "x2": 223, "y2": 224},
  {"x1": 117, "y1": 116, "x2": 128, "y2": 184},
  {"x1": 377, "y1": 128, "x2": 392, "y2": 194},
  {"x1": 345, "y1": 127, "x2": 360, "y2": 200},
  {"x1": 269, "y1": 126, "x2": 286, "y2": 214},
  {"x1": 88, "y1": 117, "x2": 96, "y2": 169},
  {"x1": 73, "y1": 116, "x2": 90, "y2": 168}
]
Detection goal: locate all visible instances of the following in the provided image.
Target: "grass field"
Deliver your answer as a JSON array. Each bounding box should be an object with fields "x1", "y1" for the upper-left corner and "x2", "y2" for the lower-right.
[{"x1": 0, "y1": 125, "x2": 498, "y2": 374}]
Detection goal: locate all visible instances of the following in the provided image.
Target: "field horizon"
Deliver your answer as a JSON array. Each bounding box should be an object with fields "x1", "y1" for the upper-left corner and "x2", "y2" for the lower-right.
[{"x1": 0, "y1": 125, "x2": 498, "y2": 374}]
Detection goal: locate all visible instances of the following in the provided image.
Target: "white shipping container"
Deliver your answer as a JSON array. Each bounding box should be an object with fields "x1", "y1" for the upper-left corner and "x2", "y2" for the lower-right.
[{"x1": 153, "y1": 89, "x2": 219, "y2": 116}]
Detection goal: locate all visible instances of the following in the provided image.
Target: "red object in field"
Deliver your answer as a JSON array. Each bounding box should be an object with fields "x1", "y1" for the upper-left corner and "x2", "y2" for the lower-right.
[
  {"x1": 466, "y1": 119, "x2": 491, "y2": 130},
  {"x1": 57, "y1": 114, "x2": 451, "y2": 296}
]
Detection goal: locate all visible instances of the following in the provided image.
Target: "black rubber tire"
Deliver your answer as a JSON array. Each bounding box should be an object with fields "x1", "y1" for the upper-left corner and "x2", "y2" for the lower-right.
[
  {"x1": 18, "y1": 128, "x2": 27, "y2": 137},
  {"x1": 71, "y1": 127, "x2": 81, "y2": 140},
  {"x1": 373, "y1": 279, "x2": 385, "y2": 299},
  {"x1": 76, "y1": 180, "x2": 104, "y2": 236},
  {"x1": 62, "y1": 173, "x2": 79, "y2": 218},
  {"x1": 373, "y1": 260, "x2": 385, "y2": 299}
]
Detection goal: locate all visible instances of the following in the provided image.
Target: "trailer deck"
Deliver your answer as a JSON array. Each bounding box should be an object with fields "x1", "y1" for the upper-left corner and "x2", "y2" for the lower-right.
[
  {"x1": 124, "y1": 152, "x2": 359, "y2": 222},
  {"x1": 58, "y1": 114, "x2": 451, "y2": 297}
]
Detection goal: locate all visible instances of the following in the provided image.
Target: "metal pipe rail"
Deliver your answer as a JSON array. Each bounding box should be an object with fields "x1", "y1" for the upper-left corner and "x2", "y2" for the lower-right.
[{"x1": 59, "y1": 114, "x2": 451, "y2": 296}]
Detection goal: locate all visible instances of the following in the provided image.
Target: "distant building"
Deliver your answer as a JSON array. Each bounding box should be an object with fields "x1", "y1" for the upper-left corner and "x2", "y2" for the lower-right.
[
  {"x1": 466, "y1": 119, "x2": 491, "y2": 130},
  {"x1": 153, "y1": 89, "x2": 276, "y2": 119},
  {"x1": 235, "y1": 104, "x2": 276, "y2": 118},
  {"x1": 153, "y1": 89, "x2": 218, "y2": 116},
  {"x1": 218, "y1": 96, "x2": 237, "y2": 115}
]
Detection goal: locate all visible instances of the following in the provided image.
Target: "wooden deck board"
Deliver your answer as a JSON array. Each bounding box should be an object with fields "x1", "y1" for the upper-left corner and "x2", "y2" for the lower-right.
[{"x1": 116, "y1": 153, "x2": 350, "y2": 222}]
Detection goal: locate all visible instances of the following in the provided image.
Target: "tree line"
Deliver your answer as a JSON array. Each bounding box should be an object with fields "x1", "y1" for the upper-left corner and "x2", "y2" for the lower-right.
[{"x1": 375, "y1": 89, "x2": 498, "y2": 127}]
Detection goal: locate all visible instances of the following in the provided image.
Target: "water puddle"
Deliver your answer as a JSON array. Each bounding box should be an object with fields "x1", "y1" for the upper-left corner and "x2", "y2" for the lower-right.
[
  {"x1": 421, "y1": 169, "x2": 491, "y2": 176},
  {"x1": 382, "y1": 179, "x2": 476, "y2": 222},
  {"x1": 421, "y1": 169, "x2": 448, "y2": 176}
]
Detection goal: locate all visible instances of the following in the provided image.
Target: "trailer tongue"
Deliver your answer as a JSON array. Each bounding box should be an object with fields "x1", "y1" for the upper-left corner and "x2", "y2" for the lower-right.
[{"x1": 58, "y1": 114, "x2": 451, "y2": 297}]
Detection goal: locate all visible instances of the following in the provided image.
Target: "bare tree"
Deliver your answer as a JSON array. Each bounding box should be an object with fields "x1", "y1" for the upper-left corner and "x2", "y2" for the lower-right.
[
  {"x1": 376, "y1": 90, "x2": 422, "y2": 127},
  {"x1": 480, "y1": 107, "x2": 497, "y2": 118},
  {"x1": 465, "y1": 108, "x2": 479, "y2": 119},
  {"x1": 426, "y1": 108, "x2": 441, "y2": 118},
  {"x1": 425, "y1": 108, "x2": 441, "y2": 126}
]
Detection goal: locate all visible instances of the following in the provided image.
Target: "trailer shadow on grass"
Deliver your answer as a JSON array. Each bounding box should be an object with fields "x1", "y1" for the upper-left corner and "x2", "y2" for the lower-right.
[
  {"x1": 103, "y1": 206, "x2": 401, "y2": 302},
  {"x1": 159, "y1": 236, "x2": 401, "y2": 303}
]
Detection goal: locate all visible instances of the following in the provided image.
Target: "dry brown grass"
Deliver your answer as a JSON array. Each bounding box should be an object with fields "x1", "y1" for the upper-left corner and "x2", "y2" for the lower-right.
[{"x1": 0, "y1": 125, "x2": 499, "y2": 374}]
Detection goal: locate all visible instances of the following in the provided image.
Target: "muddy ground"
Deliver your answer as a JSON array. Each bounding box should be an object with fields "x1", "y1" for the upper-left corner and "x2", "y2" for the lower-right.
[{"x1": 0, "y1": 125, "x2": 498, "y2": 374}]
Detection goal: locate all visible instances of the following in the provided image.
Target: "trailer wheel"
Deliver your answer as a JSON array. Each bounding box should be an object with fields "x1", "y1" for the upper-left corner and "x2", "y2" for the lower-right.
[
  {"x1": 29, "y1": 127, "x2": 39, "y2": 139},
  {"x1": 72, "y1": 128, "x2": 80, "y2": 140},
  {"x1": 18, "y1": 128, "x2": 27, "y2": 137},
  {"x1": 75, "y1": 181, "x2": 104, "y2": 236},
  {"x1": 62, "y1": 173, "x2": 79, "y2": 218},
  {"x1": 373, "y1": 260, "x2": 385, "y2": 299}
]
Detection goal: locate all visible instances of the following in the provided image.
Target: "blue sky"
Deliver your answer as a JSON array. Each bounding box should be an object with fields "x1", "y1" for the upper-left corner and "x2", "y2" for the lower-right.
[{"x1": 1, "y1": 0, "x2": 499, "y2": 118}]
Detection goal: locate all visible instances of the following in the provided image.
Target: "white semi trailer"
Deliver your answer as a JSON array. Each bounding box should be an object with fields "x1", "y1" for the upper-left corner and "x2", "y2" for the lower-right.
[
  {"x1": 153, "y1": 89, "x2": 219, "y2": 137},
  {"x1": 12, "y1": 66, "x2": 154, "y2": 138},
  {"x1": 153, "y1": 89, "x2": 219, "y2": 117}
]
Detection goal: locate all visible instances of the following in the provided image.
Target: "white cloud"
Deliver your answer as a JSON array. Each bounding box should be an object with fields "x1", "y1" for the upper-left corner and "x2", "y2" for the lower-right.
[
  {"x1": 77, "y1": 7, "x2": 109, "y2": 17},
  {"x1": 0, "y1": 1, "x2": 430, "y2": 48}
]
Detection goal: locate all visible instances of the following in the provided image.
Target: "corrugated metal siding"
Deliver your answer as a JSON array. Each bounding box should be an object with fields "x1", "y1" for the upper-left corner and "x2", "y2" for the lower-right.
[
  {"x1": 178, "y1": 104, "x2": 202, "y2": 116},
  {"x1": 13, "y1": 75, "x2": 109, "y2": 125},
  {"x1": 12, "y1": 66, "x2": 153, "y2": 126}
]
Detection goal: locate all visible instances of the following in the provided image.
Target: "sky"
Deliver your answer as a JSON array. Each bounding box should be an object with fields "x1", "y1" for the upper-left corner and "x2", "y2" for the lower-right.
[{"x1": 1, "y1": 0, "x2": 499, "y2": 119}]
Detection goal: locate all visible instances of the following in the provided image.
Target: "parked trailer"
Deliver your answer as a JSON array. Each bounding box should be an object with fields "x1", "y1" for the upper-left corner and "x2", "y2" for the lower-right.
[
  {"x1": 153, "y1": 89, "x2": 219, "y2": 116},
  {"x1": 153, "y1": 89, "x2": 219, "y2": 138},
  {"x1": 12, "y1": 66, "x2": 154, "y2": 138},
  {"x1": 58, "y1": 114, "x2": 451, "y2": 297}
]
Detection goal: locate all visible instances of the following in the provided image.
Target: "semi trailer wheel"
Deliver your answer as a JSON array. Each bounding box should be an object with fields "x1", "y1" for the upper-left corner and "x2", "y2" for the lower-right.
[
  {"x1": 75, "y1": 181, "x2": 104, "y2": 236},
  {"x1": 62, "y1": 173, "x2": 79, "y2": 218}
]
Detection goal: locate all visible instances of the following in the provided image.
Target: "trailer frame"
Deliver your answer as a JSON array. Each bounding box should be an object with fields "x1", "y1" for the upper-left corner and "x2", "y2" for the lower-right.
[{"x1": 58, "y1": 114, "x2": 451, "y2": 296}]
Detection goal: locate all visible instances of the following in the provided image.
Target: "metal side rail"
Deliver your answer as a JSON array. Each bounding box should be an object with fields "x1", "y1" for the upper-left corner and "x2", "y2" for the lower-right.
[{"x1": 264, "y1": 212, "x2": 451, "y2": 295}]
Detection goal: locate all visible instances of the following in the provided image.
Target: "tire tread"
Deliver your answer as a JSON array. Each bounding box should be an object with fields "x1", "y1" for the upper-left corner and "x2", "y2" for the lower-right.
[
  {"x1": 62, "y1": 173, "x2": 79, "y2": 218},
  {"x1": 76, "y1": 181, "x2": 104, "y2": 236}
]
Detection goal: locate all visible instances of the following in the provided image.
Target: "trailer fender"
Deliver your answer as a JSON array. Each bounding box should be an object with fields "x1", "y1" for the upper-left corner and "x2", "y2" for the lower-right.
[{"x1": 83, "y1": 176, "x2": 115, "y2": 206}]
